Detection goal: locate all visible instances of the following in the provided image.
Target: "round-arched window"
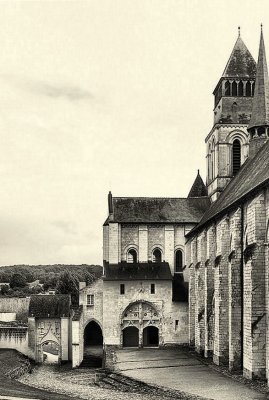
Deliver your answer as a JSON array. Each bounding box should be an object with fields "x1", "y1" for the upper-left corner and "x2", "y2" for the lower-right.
[
  {"x1": 152, "y1": 248, "x2": 162, "y2": 263},
  {"x1": 175, "y1": 249, "x2": 183, "y2": 273},
  {"x1": 232, "y1": 139, "x2": 241, "y2": 175},
  {"x1": 127, "y1": 249, "x2": 137, "y2": 263}
]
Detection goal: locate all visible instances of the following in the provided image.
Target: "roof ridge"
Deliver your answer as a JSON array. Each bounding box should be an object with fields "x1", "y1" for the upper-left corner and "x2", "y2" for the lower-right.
[
  {"x1": 113, "y1": 196, "x2": 201, "y2": 200},
  {"x1": 188, "y1": 140, "x2": 269, "y2": 236}
]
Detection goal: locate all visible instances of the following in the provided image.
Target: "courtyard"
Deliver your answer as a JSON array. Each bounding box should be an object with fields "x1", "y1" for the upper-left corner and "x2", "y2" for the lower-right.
[{"x1": 1, "y1": 348, "x2": 268, "y2": 400}]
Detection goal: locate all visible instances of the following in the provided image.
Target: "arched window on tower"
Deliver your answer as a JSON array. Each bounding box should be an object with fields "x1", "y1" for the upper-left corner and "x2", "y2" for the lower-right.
[
  {"x1": 225, "y1": 80, "x2": 231, "y2": 96},
  {"x1": 175, "y1": 250, "x2": 183, "y2": 273},
  {"x1": 211, "y1": 141, "x2": 215, "y2": 180},
  {"x1": 127, "y1": 249, "x2": 137, "y2": 263},
  {"x1": 208, "y1": 144, "x2": 211, "y2": 182},
  {"x1": 232, "y1": 139, "x2": 241, "y2": 175},
  {"x1": 238, "y1": 80, "x2": 244, "y2": 96},
  {"x1": 232, "y1": 81, "x2": 237, "y2": 96},
  {"x1": 246, "y1": 81, "x2": 251, "y2": 96},
  {"x1": 152, "y1": 248, "x2": 162, "y2": 263},
  {"x1": 252, "y1": 82, "x2": 255, "y2": 96}
]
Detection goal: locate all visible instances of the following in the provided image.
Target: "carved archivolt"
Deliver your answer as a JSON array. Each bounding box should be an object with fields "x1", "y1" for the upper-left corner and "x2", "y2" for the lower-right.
[{"x1": 121, "y1": 301, "x2": 160, "y2": 330}]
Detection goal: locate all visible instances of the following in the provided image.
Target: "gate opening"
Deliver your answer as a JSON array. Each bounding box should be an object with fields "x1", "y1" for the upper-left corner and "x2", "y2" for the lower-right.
[
  {"x1": 123, "y1": 326, "x2": 139, "y2": 347},
  {"x1": 143, "y1": 326, "x2": 159, "y2": 347}
]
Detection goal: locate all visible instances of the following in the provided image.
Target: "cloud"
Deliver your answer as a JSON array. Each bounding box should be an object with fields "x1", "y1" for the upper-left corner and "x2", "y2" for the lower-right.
[{"x1": 2, "y1": 74, "x2": 93, "y2": 101}]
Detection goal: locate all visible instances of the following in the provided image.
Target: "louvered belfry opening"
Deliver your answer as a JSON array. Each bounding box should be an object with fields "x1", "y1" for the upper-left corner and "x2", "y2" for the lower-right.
[{"x1": 232, "y1": 139, "x2": 241, "y2": 175}]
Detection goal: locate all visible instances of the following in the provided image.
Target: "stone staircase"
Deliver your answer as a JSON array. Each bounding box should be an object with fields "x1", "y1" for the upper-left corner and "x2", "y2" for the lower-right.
[{"x1": 79, "y1": 355, "x2": 103, "y2": 368}]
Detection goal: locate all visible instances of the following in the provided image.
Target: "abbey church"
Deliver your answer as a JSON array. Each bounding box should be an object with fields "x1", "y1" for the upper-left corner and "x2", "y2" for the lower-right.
[
  {"x1": 77, "y1": 26, "x2": 269, "y2": 381},
  {"x1": 1, "y1": 27, "x2": 269, "y2": 384}
]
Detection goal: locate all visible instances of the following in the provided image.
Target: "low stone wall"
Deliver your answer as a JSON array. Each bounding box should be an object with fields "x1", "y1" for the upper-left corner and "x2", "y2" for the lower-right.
[
  {"x1": 104, "y1": 345, "x2": 120, "y2": 371},
  {"x1": 0, "y1": 297, "x2": 30, "y2": 322},
  {"x1": 0, "y1": 323, "x2": 29, "y2": 357}
]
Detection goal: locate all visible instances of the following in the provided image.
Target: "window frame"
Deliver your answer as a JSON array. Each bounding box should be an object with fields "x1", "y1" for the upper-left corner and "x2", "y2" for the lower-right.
[
  {"x1": 127, "y1": 248, "x2": 138, "y2": 263},
  {"x1": 175, "y1": 249, "x2": 184, "y2": 273},
  {"x1": 150, "y1": 283, "x2": 155, "y2": 294},
  {"x1": 152, "y1": 248, "x2": 162, "y2": 263},
  {"x1": 87, "y1": 294, "x2": 94, "y2": 306},
  {"x1": 120, "y1": 283, "x2": 125, "y2": 295}
]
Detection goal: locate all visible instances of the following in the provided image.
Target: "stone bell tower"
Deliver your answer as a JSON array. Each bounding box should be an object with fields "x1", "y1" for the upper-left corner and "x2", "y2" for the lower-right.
[{"x1": 206, "y1": 28, "x2": 256, "y2": 202}]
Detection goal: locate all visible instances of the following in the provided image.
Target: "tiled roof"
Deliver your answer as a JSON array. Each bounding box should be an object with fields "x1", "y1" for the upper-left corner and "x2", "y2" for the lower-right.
[
  {"x1": 248, "y1": 29, "x2": 269, "y2": 130},
  {"x1": 103, "y1": 262, "x2": 172, "y2": 281},
  {"x1": 188, "y1": 140, "x2": 269, "y2": 236},
  {"x1": 222, "y1": 36, "x2": 256, "y2": 78},
  {"x1": 29, "y1": 295, "x2": 71, "y2": 318},
  {"x1": 188, "y1": 171, "x2": 208, "y2": 198},
  {"x1": 111, "y1": 197, "x2": 210, "y2": 224}
]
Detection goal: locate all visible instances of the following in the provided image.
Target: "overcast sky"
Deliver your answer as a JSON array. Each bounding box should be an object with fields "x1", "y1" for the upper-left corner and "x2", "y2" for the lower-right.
[{"x1": 0, "y1": 0, "x2": 268, "y2": 266}]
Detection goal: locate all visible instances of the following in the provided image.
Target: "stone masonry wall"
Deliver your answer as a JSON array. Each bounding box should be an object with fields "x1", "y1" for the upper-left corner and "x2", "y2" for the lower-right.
[
  {"x1": 243, "y1": 194, "x2": 266, "y2": 379},
  {"x1": 188, "y1": 186, "x2": 269, "y2": 381},
  {"x1": 102, "y1": 279, "x2": 188, "y2": 346}
]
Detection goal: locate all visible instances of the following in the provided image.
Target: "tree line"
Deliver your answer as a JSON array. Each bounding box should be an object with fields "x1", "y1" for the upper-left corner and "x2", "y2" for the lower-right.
[{"x1": 0, "y1": 264, "x2": 103, "y2": 305}]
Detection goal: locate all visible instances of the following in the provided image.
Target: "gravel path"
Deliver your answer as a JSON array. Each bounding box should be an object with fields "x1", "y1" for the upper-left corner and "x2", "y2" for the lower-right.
[{"x1": 18, "y1": 364, "x2": 204, "y2": 400}]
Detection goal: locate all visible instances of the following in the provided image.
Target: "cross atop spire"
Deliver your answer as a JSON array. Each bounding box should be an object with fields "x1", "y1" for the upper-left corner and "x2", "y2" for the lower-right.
[
  {"x1": 248, "y1": 26, "x2": 269, "y2": 132},
  {"x1": 238, "y1": 26, "x2": 241, "y2": 37}
]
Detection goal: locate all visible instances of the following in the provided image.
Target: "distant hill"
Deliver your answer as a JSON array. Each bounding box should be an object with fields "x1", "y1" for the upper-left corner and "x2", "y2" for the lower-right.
[{"x1": 0, "y1": 264, "x2": 103, "y2": 284}]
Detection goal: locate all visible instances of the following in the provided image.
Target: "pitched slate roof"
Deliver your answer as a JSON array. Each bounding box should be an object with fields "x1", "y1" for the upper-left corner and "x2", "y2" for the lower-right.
[
  {"x1": 248, "y1": 28, "x2": 269, "y2": 130},
  {"x1": 103, "y1": 262, "x2": 172, "y2": 281},
  {"x1": 188, "y1": 171, "x2": 208, "y2": 198},
  {"x1": 188, "y1": 139, "x2": 269, "y2": 236},
  {"x1": 222, "y1": 35, "x2": 256, "y2": 78},
  {"x1": 110, "y1": 197, "x2": 210, "y2": 224},
  {"x1": 29, "y1": 295, "x2": 71, "y2": 318}
]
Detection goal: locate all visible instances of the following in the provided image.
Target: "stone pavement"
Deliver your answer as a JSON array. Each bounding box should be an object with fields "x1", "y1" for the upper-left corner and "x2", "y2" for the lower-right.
[{"x1": 114, "y1": 348, "x2": 268, "y2": 400}]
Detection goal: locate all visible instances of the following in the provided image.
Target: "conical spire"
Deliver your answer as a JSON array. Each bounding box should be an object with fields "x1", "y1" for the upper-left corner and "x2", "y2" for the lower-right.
[
  {"x1": 248, "y1": 26, "x2": 269, "y2": 131},
  {"x1": 188, "y1": 170, "x2": 208, "y2": 198},
  {"x1": 222, "y1": 32, "x2": 256, "y2": 78}
]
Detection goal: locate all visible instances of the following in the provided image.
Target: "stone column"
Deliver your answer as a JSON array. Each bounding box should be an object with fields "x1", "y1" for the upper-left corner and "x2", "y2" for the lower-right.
[
  {"x1": 228, "y1": 208, "x2": 242, "y2": 371},
  {"x1": 188, "y1": 239, "x2": 196, "y2": 347},
  {"x1": 165, "y1": 225, "x2": 175, "y2": 272},
  {"x1": 61, "y1": 317, "x2": 69, "y2": 361},
  {"x1": 71, "y1": 320, "x2": 80, "y2": 368},
  {"x1": 139, "y1": 225, "x2": 148, "y2": 262},
  {"x1": 213, "y1": 218, "x2": 229, "y2": 365},
  {"x1": 195, "y1": 232, "x2": 206, "y2": 355},
  {"x1": 28, "y1": 317, "x2": 36, "y2": 361},
  {"x1": 204, "y1": 225, "x2": 215, "y2": 358},
  {"x1": 108, "y1": 223, "x2": 119, "y2": 264}
]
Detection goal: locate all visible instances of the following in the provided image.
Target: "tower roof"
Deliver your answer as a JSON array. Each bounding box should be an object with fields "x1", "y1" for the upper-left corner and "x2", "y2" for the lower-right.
[
  {"x1": 248, "y1": 27, "x2": 269, "y2": 130},
  {"x1": 187, "y1": 170, "x2": 208, "y2": 198},
  {"x1": 222, "y1": 34, "x2": 256, "y2": 78}
]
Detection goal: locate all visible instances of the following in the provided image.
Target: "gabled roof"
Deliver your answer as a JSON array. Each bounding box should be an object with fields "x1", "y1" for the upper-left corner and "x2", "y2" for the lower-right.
[
  {"x1": 188, "y1": 171, "x2": 208, "y2": 198},
  {"x1": 29, "y1": 295, "x2": 71, "y2": 318},
  {"x1": 187, "y1": 140, "x2": 269, "y2": 236},
  {"x1": 248, "y1": 28, "x2": 269, "y2": 129},
  {"x1": 222, "y1": 35, "x2": 256, "y2": 78},
  {"x1": 110, "y1": 196, "x2": 210, "y2": 224},
  {"x1": 103, "y1": 262, "x2": 172, "y2": 281}
]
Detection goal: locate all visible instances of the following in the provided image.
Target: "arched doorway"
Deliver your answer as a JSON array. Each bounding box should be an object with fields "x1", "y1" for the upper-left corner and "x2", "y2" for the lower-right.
[
  {"x1": 121, "y1": 301, "x2": 160, "y2": 348},
  {"x1": 41, "y1": 340, "x2": 60, "y2": 364},
  {"x1": 82, "y1": 320, "x2": 103, "y2": 368},
  {"x1": 123, "y1": 326, "x2": 139, "y2": 347},
  {"x1": 143, "y1": 326, "x2": 159, "y2": 347}
]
